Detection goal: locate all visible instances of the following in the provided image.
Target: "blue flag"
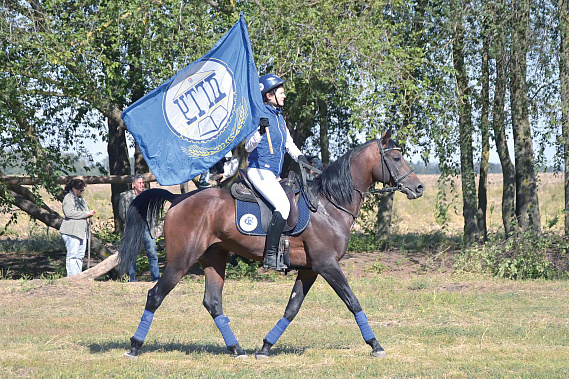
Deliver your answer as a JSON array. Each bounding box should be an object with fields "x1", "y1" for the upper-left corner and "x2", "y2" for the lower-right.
[{"x1": 121, "y1": 13, "x2": 268, "y2": 186}]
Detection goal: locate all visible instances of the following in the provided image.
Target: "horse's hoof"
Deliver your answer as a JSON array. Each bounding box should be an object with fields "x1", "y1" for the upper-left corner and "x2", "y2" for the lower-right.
[
  {"x1": 123, "y1": 350, "x2": 139, "y2": 359},
  {"x1": 370, "y1": 349, "x2": 387, "y2": 358},
  {"x1": 235, "y1": 354, "x2": 248, "y2": 360},
  {"x1": 255, "y1": 352, "x2": 269, "y2": 359}
]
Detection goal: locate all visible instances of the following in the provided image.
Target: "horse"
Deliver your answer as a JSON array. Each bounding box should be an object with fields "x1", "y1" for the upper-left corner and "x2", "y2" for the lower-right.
[{"x1": 118, "y1": 131, "x2": 424, "y2": 359}]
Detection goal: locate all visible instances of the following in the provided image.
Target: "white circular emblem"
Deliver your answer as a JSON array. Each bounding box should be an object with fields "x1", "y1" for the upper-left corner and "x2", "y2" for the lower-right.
[
  {"x1": 239, "y1": 213, "x2": 258, "y2": 232},
  {"x1": 163, "y1": 59, "x2": 235, "y2": 142}
]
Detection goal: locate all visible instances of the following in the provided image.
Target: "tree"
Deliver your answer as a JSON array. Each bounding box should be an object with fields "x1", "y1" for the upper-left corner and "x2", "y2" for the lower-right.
[
  {"x1": 491, "y1": 0, "x2": 517, "y2": 236},
  {"x1": 477, "y1": 5, "x2": 491, "y2": 241},
  {"x1": 452, "y1": 0, "x2": 479, "y2": 245},
  {"x1": 560, "y1": 0, "x2": 569, "y2": 235},
  {"x1": 510, "y1": 0, "x2": 541, "y2": 232}
]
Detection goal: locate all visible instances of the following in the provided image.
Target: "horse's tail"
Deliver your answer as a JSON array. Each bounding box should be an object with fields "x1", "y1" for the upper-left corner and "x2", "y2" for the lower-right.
[{"x1": 117, "y1": 188, "x2": 179, "y2": 277}]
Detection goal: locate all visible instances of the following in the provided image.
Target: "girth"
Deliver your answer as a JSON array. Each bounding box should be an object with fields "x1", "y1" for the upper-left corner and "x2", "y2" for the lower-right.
[{"x1": 231, "y1": 170, "x2": 299, "y2": 232}]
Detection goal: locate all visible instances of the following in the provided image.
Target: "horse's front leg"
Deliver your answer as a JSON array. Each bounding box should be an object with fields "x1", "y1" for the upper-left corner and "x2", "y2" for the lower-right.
[
  {"x1": 316, "y1": 260, "x2": 386, "y2": 358},
  {"x1": 255, "y1": 269, "x2": 318, "y2": 359},
  {"x1": 200, "y1": 250, "x2": 247, "y2": 358}
]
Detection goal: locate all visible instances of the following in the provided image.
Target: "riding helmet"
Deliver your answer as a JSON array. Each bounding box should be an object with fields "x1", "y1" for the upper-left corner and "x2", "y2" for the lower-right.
[{"x1": 259, "y1": 74, "x2": 285, "y2": 97}]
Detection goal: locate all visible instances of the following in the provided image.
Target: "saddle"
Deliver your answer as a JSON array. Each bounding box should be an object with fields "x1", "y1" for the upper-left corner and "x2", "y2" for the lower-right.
[{"x1": 231, "y1": 170, "x2": 300, "y2": 233}]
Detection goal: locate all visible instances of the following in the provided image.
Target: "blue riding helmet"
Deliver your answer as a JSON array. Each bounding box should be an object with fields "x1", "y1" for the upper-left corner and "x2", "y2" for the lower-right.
[{"x1": 259, "y1": 74, "x2": 285, "y2": 97}]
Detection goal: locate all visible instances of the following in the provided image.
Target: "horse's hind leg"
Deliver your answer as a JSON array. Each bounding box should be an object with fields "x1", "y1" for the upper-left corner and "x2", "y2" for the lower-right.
[
  {"x1": 200, "y1": 250, "x2": 247, "y2": 358},
  {"x1": 124, "y1": 264, "x2": 187, "y2": 358},
  {"x1": 255, "y1": 270, "x2": 318, "y2": 359}
]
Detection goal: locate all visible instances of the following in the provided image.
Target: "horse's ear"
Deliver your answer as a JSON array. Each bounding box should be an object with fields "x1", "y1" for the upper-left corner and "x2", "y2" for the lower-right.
[{"x1": 381, "y1": 130, "x2": 392, "y2": 143}]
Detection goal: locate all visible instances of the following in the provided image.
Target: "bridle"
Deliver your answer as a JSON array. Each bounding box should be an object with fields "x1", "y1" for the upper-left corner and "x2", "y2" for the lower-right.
[
  {"x1": 365, "y1": 138, "x2": 414, "y2": 195},
  {"x1": 298, "y1": 137, "x2": 414, "y2": 222}
]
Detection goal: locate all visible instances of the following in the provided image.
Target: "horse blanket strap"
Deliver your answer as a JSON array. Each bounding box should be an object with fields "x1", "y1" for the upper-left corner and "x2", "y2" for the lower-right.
[{"x1": 299, "y1": 161, "x2": 320, "y2": 212}]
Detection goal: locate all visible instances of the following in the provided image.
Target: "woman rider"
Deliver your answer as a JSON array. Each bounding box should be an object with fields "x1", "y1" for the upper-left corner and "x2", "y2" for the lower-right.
[{"x1": 245, "y1": 74, "x2": 308, "y2": 270}]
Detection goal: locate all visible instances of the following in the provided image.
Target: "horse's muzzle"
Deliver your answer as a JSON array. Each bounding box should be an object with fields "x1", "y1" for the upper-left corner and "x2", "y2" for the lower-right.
[{"x1": 399, "y1": 183, "x2": 424, "y2": 199}]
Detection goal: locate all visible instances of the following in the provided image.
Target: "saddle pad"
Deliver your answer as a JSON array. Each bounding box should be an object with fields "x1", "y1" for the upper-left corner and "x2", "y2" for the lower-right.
[{"x1": 235, "y1": 193, "x2": 311, "y2": 236}]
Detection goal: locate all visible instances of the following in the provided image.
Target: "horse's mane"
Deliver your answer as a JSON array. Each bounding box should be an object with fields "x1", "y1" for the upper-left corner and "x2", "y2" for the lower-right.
[{"x1": 313, "y1": 140, "x2": 376, "y2": 207}]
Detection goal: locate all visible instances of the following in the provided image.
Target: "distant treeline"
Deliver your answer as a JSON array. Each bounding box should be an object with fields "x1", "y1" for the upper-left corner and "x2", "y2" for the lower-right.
[{"x1": 410, "y1": 161, "x2": 560, "y2": 175}]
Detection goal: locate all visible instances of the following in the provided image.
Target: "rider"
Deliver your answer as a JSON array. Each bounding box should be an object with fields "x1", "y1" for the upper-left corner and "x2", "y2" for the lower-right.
[{"x1": 245, "y1": 74, "x2": 309, "y2": 270}]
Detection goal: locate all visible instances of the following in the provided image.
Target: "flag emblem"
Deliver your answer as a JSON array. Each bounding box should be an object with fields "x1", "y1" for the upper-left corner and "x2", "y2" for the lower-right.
[{"x1": 163, "y1": 59, "x2": 235, "y2": 143}]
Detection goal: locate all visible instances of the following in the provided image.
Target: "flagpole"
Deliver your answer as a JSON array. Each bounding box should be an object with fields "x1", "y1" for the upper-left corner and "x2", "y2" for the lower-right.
[{"x1": 266, "y1": 128, "x2": 274, "y2": 154}]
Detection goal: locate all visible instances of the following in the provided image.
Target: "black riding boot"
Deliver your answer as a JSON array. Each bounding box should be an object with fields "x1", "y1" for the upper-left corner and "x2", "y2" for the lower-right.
[{"x1": 263, "y1": 211, "x2": 287, "y2": 270}]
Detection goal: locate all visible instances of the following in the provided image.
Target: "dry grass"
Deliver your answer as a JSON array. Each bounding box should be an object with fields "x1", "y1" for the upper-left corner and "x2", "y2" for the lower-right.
[
  {"x1": 387, "y1": 173, "x2": 565, "y2": 235},
  {"x1": 0, "y1": 273, "x2": 568, "y2": 378}
]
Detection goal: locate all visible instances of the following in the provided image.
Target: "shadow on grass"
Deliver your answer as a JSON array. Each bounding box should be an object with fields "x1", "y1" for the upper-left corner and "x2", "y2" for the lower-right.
[{"x1": 88, "y1": 340, "x2": 306, "y2": 357}]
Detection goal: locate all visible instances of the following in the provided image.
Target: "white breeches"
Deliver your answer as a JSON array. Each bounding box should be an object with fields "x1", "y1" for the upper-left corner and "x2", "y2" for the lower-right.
[{"x1": 246, "y1": 167, "x2": 290, "y2": 219}]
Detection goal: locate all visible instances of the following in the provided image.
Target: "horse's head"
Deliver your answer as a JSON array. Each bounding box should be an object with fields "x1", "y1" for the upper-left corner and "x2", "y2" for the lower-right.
[{"x1": 372, "y1": 131, "x2": 424, "y2": 199}]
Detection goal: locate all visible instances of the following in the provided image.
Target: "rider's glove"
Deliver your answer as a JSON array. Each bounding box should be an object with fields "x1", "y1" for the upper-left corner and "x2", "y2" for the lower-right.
[
  {"x1": 259, "y1": 118, "x2": 269, "y2": 135},
  {"x1": 298, "y1": 155, "x2": 309, "y2": 166}
]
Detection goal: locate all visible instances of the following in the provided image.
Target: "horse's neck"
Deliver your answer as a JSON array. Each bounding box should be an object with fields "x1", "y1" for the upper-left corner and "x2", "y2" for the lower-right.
[{"x1": 350, "y1": 145, "x2": 375, "y2": 194}]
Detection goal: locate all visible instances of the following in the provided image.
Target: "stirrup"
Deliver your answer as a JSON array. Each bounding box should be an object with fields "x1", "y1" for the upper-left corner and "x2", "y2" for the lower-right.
[
  {"x1": 263, "y1": 237, "x2": 289, "y2": 272},
  {"x1": 276, "y1": 237, "x2": 290, "y2": 272}
]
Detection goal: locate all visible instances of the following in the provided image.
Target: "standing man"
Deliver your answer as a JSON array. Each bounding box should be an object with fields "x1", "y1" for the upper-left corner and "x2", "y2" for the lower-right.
[{"x1": 119, "y1": 174, "x2": 160, "y2": 282}]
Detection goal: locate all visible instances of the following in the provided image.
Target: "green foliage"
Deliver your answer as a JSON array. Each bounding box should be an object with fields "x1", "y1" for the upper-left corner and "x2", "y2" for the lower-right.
[
  {"x1": 455, "y1": 232, "x2": 569, "y2": 280},
  {"x1": 366, "y1": 259, "x2": 386, "y2": 274},
  {"x1": 91, "y1": 220, "x2": 120, "y2": 245},
  {"x1": 225, "y1": 255, "x2": 261, "y2": 280},
  {"x1": 348, "y1": 233, "x2": 382, "y2": 254}
]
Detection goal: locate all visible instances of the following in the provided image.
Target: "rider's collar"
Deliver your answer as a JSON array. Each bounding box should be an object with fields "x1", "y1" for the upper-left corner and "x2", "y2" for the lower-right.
[{"x1": 264, "y1": 103, "x2": 282, "y2": 114}]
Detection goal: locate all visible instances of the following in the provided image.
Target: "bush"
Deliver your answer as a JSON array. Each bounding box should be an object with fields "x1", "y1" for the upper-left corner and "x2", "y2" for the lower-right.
[
  {"x1": 225, "y1": 255, "x2": 261, "y2": 280},
  {"x1": 455, "y1": 232, "x2": 569, "y2": 279}
]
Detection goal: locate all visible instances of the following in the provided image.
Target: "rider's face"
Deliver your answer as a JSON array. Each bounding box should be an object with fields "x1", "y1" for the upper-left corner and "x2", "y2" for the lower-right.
[{"x1": 267, "y1": 87, "x2": 286, "y2": 108}]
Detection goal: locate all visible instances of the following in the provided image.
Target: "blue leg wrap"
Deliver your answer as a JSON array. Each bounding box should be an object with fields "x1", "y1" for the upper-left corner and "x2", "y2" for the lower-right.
[
  {"x1": 214, "y1": 314, "x2": 238, "y2": 347},
  {"x1": 265, "y1": 317, "x2": 290, "y2": 345},
  {"x1": 355, "y1": 311, "x2": 376, "y2": 342},
  {"x1": 133, "y1": 310, "x2": 154, "y2": 342}
]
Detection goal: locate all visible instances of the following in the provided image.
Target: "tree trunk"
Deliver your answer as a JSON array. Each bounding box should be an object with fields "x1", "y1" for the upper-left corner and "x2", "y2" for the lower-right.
[
  {"x1": 64, "y1": 253, "x2": 118, "y2": 281},
  {"x1": 510, "y1": 0, "x2": 540, "y2": 233},
  {"x1": 375, "y1": 192, "x2": 394, "y2": 240},
  {"x1": 2, "y1": 173, "x2": 156, "y2": 186},
  {"x1": 452, "y1": 15, "x2": 479, "y2": 246},
  {"x1": 107, "y1": 117, "x2": 131, "y2": 233},
  {"x1": 492, "y1": 0, "x2": 517, "y2": 237},
  {"x1": 318, "y1": 98, "x2": 330, "y2": 164},
  {"x1": 134, "y1": 144, "x2": 149, "y2": 178},
  {"x1": 478, "y1": 13, "x2": 491, "y2": 241},
  {"x1": 560, "y1": 0, "x2": 569, "y2": 236}
]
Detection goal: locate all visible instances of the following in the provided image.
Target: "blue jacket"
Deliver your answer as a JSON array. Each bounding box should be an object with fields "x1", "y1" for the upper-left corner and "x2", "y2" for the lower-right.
[{"x1": 247, "y1": 104, "x2": 299, "y2": 176}]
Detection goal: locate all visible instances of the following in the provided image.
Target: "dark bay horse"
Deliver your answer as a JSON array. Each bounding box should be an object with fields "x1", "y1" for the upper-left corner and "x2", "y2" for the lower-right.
[{"x1": 118, "y1": 132, "x2": 424, "y2": 359}]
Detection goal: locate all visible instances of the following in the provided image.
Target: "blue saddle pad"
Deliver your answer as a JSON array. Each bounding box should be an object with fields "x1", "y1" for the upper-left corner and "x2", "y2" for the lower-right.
[{"x1": 235, "y1": 194, "x2": 311, "y2": 236}]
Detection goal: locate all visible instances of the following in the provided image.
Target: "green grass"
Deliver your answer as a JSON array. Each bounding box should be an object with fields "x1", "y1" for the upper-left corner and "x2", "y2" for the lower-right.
[{"x1": 1, "y1": 273, "x2": 568, "y2": 378}]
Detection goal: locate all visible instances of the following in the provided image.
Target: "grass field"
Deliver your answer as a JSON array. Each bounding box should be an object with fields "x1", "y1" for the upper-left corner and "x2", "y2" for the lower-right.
[{"x1": 1, "y1": 272, "x2": 568, "y2": 378}]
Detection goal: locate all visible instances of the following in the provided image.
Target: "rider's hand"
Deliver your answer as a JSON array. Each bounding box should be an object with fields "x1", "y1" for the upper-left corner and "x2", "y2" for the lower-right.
[
  {"x1": 87, "y1": 210, "x2": 96, "y2": 217},
  {"x1": 259, "y1": 118, "x2": 269, "y2": 135},
  {"x1": 298, "y1": 155, "x2": 309, "y2": 166}
]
